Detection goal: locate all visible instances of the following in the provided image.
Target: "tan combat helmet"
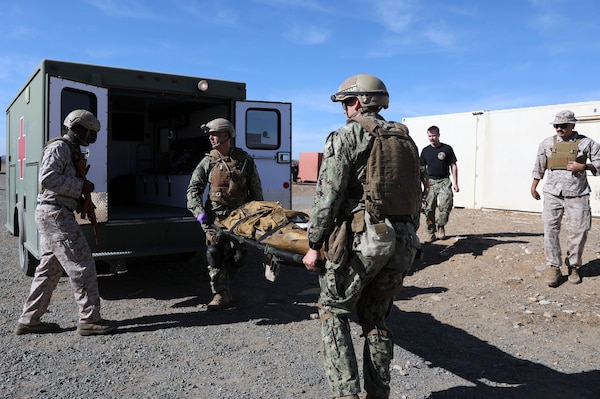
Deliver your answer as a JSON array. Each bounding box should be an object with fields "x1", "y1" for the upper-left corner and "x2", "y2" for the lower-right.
[
  {"x1": 63, "y1": 109, "x2": 101, "y2": 132},
  {"x1": 63, "y1": 109, "x2": 101, "y2": 146},
  {"x1": 331, "y1": 74, "x2": 389, "y2": 110},
  {"x1": 201, "y1": 118, "x2": 236, "y2": 138}
]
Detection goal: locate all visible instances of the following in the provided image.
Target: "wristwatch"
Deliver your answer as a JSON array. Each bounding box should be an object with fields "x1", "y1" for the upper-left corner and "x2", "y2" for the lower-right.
[{"x1": 308, "y1": 241, "x2": 322, "y2": 250}]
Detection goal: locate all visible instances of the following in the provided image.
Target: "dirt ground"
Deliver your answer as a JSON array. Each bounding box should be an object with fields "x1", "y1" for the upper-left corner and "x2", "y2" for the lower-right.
[
  {"x1": 292, "y1": 183, "x2": 600, "y2": 397},
  {"x1": 2, "y1": 181, "x2": 599, "y2": 398}
]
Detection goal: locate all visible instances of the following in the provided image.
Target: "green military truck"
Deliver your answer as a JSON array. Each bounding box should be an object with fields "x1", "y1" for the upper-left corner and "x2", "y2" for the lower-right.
[{"x1": 5, "y1": 59, "x2": 292, "y2": 276}]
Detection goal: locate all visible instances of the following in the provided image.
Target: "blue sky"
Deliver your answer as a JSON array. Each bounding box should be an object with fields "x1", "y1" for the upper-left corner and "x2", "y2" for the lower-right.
[{"x1": 2, "y1": 0, "x2": 600, "y2": 159}]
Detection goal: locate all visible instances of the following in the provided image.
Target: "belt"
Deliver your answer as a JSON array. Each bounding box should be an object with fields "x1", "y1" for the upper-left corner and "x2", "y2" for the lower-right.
[
  {"x1": 429, "y1": 176, "x2": 448, "y2": 180},
  {"x1": 37, "y1": 201, "x2": 74, "y2": 212}
]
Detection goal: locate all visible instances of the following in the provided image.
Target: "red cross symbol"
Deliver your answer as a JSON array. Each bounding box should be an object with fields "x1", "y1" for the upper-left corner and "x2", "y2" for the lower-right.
[{"x1": 17, "y1": 117, "x2": 26, "y2": 180}]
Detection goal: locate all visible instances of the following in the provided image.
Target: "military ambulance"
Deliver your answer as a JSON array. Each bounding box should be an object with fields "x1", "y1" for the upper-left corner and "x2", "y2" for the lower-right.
[{"x1": 5, "y1": 59, "x2": 292, "y2": 276}]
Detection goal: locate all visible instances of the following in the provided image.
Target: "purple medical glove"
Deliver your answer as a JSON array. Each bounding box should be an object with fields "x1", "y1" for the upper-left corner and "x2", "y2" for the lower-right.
[{"x1": 197, "y1": 212, "x2": 209, "y2": 224}]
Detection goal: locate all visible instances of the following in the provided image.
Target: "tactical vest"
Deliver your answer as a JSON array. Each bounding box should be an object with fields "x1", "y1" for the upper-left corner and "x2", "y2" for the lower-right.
[
  {"x1": 547, "y1": 136, "x2": 581, "y2": 170},
  {"x1": 208, "y1": 148, "x2": 248, "y2": 206},
  {"x1": 350, "y1": 115, "x2": 422, "y2": 220}
]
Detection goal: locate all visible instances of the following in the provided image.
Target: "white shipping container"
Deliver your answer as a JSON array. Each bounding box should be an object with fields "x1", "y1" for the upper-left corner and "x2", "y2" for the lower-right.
[{"x1": 403, "y1": 101, "x2": 600, "y2": 215}]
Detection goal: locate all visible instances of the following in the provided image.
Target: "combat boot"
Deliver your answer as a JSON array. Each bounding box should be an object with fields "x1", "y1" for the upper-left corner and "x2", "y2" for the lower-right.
[
  {"x1": 544, "y1": 266, "x2": 562, "y2": 287},
  {"x1": 77, "y1": 319, "x2": 117, "y2": 336},
  {"x1": 436, "y1": 225, "x2": 446, "y2": 240},
  {"x1": 334, "y1": 395, "x2": 359, "y2": 399},
  {"x1": 423, "y1": 232, "x2": 436, "y2": 244},
  {"x1": 15, "y1": 321, "x2": 61, "y2": 335},
  {"x1": 568, "y1": 266, "x2": 582, "y2": 284},
  {"x1": 207, "y1": 290, "x2": 232, "y2": 311}
]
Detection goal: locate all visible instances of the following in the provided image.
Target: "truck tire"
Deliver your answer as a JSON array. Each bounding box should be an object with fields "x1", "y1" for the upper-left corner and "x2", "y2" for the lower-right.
[{"x1": 16, "y1": 203, "x2": 39, "y2": 277}]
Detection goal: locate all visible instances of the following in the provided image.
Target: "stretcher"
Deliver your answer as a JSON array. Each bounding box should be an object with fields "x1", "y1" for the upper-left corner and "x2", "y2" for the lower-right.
[{"x1": 212, "y1": 201, "x2": 315, "y2": 280}]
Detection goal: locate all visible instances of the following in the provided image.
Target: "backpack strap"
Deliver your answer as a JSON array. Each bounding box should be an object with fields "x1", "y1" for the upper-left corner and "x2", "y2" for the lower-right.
[
  {"x1": 349, "y1": 115, "x2": 380, "y2": 212},
  {"x1": 350, "y1": 114, "x2": 379, "y2": 137}
]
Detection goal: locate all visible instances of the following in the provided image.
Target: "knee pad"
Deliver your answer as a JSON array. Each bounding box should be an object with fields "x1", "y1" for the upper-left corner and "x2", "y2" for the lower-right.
[{"x1": 206, "y1": 244, "x2": 223, "y2": 268}]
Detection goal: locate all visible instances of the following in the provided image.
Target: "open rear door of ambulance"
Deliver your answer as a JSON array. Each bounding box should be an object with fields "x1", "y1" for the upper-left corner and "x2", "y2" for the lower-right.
[{"x1": 235, "y1": 101, "x2": 292, "y2": 209}]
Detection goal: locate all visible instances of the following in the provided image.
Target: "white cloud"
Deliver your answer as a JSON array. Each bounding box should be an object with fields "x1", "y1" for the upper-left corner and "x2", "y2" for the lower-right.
[
  {"x1": 423, "y1": 26, "x2": 456, "y2": 48},
  {"x1": 527, "y1": 0, "x2": 570, "y2": 31},
  {"x1": 6, "y1": 25, "x2": 36, "y2": 40},
  {"x1": 83, "y1": 0, "x2": 161, "y2": 19},
  {"x1": 172, "y1": 0, "x2": 239, "y2": 27},
  {"x1": 253, "y1": 0, "x2": 329, "y2": 12},
  {"x1": 374, "y1": 0, "x2": 414, "y2": 33},
  {"x1": 285, "y1": 24, "x2": 329, "y2": 45},
  {"x1": 0, "y1": 55, "x2": 38, "y2": 81}
]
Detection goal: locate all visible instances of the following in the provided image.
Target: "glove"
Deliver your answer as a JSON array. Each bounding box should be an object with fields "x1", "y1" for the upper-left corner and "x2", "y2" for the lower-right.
[
  {"x1": 197, "y1": 212, "x2": 209, "y2": 224},
  {"x1": 82, "y1": 179, "x2": 95, "y2": 194}
]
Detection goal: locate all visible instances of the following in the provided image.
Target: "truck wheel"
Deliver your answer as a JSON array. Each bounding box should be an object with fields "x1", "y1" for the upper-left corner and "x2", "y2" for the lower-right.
[
  {"x1": 19, "y1": 241, "x2": 39, "y2": 277},
  {"x1": 17, "y1": 204, "x2": 39, "y2": 277}
]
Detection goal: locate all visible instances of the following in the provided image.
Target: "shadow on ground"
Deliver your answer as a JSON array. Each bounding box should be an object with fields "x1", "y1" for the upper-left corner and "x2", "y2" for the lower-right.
[
  {"x1": 97, "y1": 248, "x2": 320, "y2": 333},
  {"x1": 392, "y1": 287, "x2": 600, "y2": 399},
  {"x1": 411, "y1": 232, "x2": 544, "y2": 274}
]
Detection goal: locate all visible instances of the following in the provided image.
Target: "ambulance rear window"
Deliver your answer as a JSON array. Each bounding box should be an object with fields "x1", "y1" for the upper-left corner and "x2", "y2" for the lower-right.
[
  {"x1": 245, "y1": 109, "x2": 280, "y2": 150},
  {"x1": 61, "y1": 88, "x2": 98, "y2": 125}
]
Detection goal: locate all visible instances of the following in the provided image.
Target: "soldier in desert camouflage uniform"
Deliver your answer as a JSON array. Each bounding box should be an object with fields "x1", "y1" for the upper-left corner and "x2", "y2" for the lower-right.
[
  {"x1": 302, "y1": 75, "x2": 422, "y2": 399},
  {"x1": 187, "y1": 118, "x2": 263, "y2": 310},
  {"x1": 531, "y1": 110, "x2": 600, "y2": 287},
  {"x1": 15, "y1": 109, "x2": 116, "y2": 336}
]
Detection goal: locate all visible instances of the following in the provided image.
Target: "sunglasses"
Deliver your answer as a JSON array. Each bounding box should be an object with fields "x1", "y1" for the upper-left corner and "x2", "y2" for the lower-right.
[{"x1": 554, "y1": 123, "x2": 571, "y2": 129}]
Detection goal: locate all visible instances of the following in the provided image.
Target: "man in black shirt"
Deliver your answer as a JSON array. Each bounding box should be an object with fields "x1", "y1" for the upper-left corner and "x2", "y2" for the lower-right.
[{"x1": 420, "y1": 125, "x2": 459, "y2": 243}]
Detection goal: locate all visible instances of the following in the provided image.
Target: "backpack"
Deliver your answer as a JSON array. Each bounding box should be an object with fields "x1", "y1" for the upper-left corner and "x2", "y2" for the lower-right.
[
  {"x1": 350, "y1": 115, "x2": 421, "y2": 220},
  {"x1": 208, "y1": 148, "x2": 248, "y2": 206}
]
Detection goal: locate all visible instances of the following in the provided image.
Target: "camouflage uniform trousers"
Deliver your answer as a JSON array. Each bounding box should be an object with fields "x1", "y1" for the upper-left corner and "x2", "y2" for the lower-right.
[
  {"x1": 204, "y1": 225, "x2": 245, "y2": 294},
  {"x1": 18, "y1": 204, "x2": 101, "y2": 325},
  {"x1": 424, "y1": 177, "x2": 454, "y2": 233},
  {"x1": 318, "y1": 221, "x2": 419, "y2": 398},
  {"x1": 542, "y1": 193, "x2": 591, "y2": 268}
]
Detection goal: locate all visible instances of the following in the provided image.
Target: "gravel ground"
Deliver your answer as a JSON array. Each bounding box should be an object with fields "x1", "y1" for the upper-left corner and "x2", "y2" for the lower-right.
[{"x1": 1, "y1": 179, "x2": 600, "y2": 399}]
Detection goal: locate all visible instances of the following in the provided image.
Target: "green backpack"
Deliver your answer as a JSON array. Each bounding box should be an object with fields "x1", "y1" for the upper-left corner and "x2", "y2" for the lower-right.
[{"x1": 351, "y1": 115, "x2": 422, "y2": 221}]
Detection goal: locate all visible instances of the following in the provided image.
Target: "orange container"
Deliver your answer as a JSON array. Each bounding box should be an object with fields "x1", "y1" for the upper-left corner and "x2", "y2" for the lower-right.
[{"x1": 297, "y1": 152, "x2": 323, "y2": 183}]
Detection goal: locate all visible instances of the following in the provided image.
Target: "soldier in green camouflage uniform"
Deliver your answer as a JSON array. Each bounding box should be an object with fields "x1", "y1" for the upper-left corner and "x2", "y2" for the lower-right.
[
  {"x1": 187, "y1": 118, "x2": 263, "y2": 310},
  {"x1": 303, "y1": 75, "x2": 421, "y2": 399},
  {"x1": 15, "y1": 110, "x2": 116, "y2": 336}
]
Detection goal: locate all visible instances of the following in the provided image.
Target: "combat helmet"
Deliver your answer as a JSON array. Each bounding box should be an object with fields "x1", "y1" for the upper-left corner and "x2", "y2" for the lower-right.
[
  {"x1": 331, "y1": 74, "x2": 389, "y2": 110},
  {"x1": 63, "y1": 109, "x2": 101, "y2": 146},
  {"x1": 201, "y1": 118, "x2": 236, "y2": 138}
]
